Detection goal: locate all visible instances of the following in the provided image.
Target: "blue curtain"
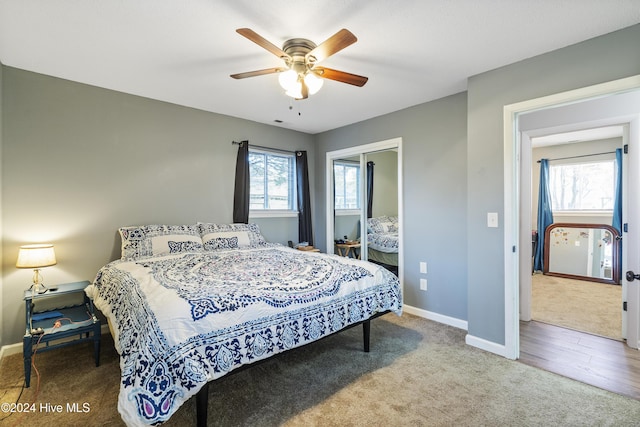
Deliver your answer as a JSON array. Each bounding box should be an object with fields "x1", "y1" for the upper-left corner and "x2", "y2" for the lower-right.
[
  {"x1": 613, "y1": 148, "x2": 623, "y2": 234},
  {"x1": 534, "y1": 159, "x2": 554, "y2": 271},
  {"x1": 613, "y1": 148, "x2": 623, "y2": 279}
]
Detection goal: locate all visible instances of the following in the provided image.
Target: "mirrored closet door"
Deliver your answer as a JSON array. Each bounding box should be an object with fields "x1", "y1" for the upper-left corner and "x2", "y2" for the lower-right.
[{"x1": 326, "y1": 138, "x2": 403, "y2": 282}]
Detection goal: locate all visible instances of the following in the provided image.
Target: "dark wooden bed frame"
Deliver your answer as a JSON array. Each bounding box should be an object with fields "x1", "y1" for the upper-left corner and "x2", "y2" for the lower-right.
[{"x1": 194, "y1": 311, "x2": 389, "y2": 427}]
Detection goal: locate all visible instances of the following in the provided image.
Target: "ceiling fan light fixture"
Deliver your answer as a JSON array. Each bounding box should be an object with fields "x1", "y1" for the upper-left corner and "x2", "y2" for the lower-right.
[
  {"x1": 278, "y1": 69, "x2": 298, "y2": 91},
  {"x1": 279, "y1": 70, "x2": 324, "y2": 99},
  {"x1": 304, "y1": 72, "x2": 324, "y2": 95},
  {"x1": 284, "y1": 80, "x2": 303, "y2": 99},
  {"x1": 233, "y1": 28, "x2": 366, "y2": 99}
]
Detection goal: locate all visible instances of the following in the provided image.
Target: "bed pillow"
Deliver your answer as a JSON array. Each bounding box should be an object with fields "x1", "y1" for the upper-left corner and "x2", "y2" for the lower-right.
[
  {"x1": 197, "y1": 223, "x2": 267, "y2": 250},
  {"x1": 368, "y1": 216, "x2": 398, "y2": 234},
  {"x1": 367, "y1": 216, "x2": 390, "y2": 234},
  {"x1": 119, "y1": 224, "x2": 203, "y2": 260}
]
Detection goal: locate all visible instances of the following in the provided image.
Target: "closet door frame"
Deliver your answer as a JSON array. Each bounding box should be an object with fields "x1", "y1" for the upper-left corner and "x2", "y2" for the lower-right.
[{"x1": 325, "y1": 137, "x2": 403, "y2": 293}]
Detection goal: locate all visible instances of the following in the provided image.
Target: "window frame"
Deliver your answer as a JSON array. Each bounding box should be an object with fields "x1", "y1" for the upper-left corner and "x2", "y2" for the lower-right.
[
  {"x1": 548, "y1": 158, "x2": 616, "y2": 215},
  {"x1": 248, "y1": 148, "x2": 298, "y2": 218},
  {"x1": 333, "y1": 160, "x2": 361, "y2": 212}
]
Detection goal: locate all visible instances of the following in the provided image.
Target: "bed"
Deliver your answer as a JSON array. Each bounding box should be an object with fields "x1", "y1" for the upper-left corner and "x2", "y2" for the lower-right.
[
  {"x1": 85, "y1": 223, "x2": 402, "y2": 427},
  {"x1": 367, "y1": 216, "x2": 399, "y2": 267}
]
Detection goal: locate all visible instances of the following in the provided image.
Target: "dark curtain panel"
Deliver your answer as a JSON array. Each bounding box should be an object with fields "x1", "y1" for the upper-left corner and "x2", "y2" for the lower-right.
[
  {"x1": 534, "y1": 159, "x2": 554, "y2": 271},
  {"x1": 366, "y1": 161, "x2": 375, "y2": 219},
  {"x1": 233, "y1": 141, "x2": 250, "y2": 224},
  {"x1": 613, "y1": 148, "x2": 623, "y2": 279},
  {"x1": 296, "y1": 151, "x2": 313, "y2": 245}
]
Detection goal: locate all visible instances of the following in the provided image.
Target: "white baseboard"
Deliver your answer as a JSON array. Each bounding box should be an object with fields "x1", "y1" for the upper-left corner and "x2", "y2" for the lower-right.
[
  {"x1": 402, "y1": 304, "x2": 468, "y2": 331},
  {"x1": 0, "y1": 342, "x2": 22, "y2": 359},
  {"x1": 402, "y1": 304, "x2": 508, "y2": 358},
  {"x1": 465, "y1": 333, "x2": 508, "y2": 358}
]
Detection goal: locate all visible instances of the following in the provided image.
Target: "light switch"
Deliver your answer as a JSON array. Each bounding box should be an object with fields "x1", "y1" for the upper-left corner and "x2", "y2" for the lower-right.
[
  {"x1": 487, "y1": 212, "x2": 498, "y2": 228},
  {"x1": 420, "y1": 262, "x2": 427, "y2": 274}
]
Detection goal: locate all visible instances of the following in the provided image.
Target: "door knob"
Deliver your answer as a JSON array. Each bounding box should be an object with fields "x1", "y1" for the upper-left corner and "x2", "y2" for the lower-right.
[{"x1": 626, "y1": 271, "x2": 640, "y2": 282}]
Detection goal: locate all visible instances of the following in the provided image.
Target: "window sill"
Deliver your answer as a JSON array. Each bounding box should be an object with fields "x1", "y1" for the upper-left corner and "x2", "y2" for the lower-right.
[
  {"x1": 249, "y1": 210, "x2": 299, "y2": 219},
  {"x1": 553, "y1": 211, "x2": 613, "y2": 217},
  {"x1": 335, "y1": 209, "x2": 361, "y2": 216}
]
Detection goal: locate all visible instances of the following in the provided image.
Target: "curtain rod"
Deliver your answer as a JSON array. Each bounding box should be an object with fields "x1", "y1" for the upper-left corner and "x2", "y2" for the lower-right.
[
  {"x1": 231, "y1": 140, "x2": 298, "y2": 155},
  {"x1": 536, "y1": 150, "x2": 617, "y2": 163}
]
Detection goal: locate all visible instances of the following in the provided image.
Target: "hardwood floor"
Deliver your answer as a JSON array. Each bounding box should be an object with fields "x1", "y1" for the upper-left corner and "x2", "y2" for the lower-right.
[{"x1": 519, "y1": 320, "x2": 640, "y2": 400}]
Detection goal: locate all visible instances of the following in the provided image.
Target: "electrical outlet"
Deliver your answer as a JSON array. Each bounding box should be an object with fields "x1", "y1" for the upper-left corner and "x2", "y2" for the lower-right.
[
  {"x1": 420, "y1": 278, "x2": 427, "y2": 291},
  {"x1": 420, "y1": 262, "x2": 427, "y2": 274},
  {"x1": 487, "y1": 212, "x2": 499, "y2": 228}
]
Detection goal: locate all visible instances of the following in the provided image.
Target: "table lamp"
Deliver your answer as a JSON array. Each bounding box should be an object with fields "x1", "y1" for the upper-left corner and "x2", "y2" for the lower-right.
[{"x1": 16, "y1": 244, "x2": 57, "y2": 294}]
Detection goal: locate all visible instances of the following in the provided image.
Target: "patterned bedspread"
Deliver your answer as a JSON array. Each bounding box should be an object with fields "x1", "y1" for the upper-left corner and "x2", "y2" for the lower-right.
[
  {"x1": 86, "y1": 245, "x2": 401, "y2": 426},
  {"x1": 367, "y1": 232, "x2": 399, "y2": 253}
]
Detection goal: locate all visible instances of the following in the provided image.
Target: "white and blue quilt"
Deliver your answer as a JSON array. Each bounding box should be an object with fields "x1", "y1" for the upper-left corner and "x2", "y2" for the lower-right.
[
  {"x1": 86, "y1": 245, "x2": 402, "y2": 426},
  {"x1": 367, "y1": 216, "x2": 399, "y2": 253}
]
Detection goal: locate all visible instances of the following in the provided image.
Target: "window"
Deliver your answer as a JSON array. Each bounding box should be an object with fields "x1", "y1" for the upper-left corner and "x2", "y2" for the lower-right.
[
  {"x1": 549, "y1": 160, "x2": 615, "y2": 211},
  {"x1": 334, "y1": 161, "x2": 360, "y2": 210},
  {"x1": 249, "y1": 150, "x2": 296, "y2": 211}
]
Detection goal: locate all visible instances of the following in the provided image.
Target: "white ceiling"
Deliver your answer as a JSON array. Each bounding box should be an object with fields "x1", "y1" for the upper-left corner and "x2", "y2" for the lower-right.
[{"x1": 1, "y1": 1, "x2": 639, "y2": 134}]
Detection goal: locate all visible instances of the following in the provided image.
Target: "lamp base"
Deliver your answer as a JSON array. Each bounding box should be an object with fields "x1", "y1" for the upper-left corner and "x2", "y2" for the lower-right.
[
  {"x1": 30, "y1": 282, "x2": 49, "y2": 295},
  {"x1": 30, "y1": 268, "x2": 49, "y2": 294}
]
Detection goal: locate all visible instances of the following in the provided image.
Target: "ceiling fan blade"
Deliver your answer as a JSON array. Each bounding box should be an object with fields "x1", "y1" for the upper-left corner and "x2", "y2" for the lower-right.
[
  {"x1": 236, "y1": 28, "x2": 291, "y2": 60},
  {"x1": 314, "y1": 67, "x2": 368, "y2": 87},
  {"x1": 230, "y1": 67, "x2": 287, "y2": 79},
  {"x1": 306, "y1": 29, "x2": 357, "y2": 64}
]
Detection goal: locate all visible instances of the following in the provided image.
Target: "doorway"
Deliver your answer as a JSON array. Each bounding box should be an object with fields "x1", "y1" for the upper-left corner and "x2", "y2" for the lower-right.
[
  {"x1": 529, "y1": 129, "x2": 624, "y2": 341},
  {"x1": 502, "y1": 75, "x2": 640, "y2": 360}
]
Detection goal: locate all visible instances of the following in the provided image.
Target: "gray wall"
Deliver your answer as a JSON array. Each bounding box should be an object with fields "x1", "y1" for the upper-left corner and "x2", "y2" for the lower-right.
[
  {"x1": 315, "y1": 92, "x2": 469, "y2": 322},
  {"x1": 467, "y1": 24, "x2": 640, "y2": 344},
  {"x1": 2, "y1": 24, "x2": 639, "y2": 352},
  {"x1": 1, "y1": 67, "x2": 314, "y2": 346},
  {"x1": 368, "y1": 150, "x2": 398, "y2": 218}
]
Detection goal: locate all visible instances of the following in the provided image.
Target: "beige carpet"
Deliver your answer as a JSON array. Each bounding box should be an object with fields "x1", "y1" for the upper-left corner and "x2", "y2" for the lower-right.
[
  {"x1": 532, "y1": 273, "x2": 622, "y2": 340},
  {"x1": 2, "y1": 313, "x2": 640, "y2": 426}
]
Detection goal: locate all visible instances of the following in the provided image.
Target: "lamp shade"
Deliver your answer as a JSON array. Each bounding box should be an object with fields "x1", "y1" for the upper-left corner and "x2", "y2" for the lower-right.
[{"x1": 16, "y1": 244, "x2": 57, "y2": 268}]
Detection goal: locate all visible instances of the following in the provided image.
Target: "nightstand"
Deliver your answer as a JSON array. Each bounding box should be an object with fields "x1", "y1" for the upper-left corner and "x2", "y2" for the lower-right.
[
  {"x1": 23, "y1": 280, "x2": 101, "y2": 388},
  {"x1": 335, "y1": 242, "x2": 361, "y2": 259}
]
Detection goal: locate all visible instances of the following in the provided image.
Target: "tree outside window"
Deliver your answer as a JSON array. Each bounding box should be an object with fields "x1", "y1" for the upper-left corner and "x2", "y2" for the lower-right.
[
  {"x1": 249, "y1": 150, "x2": 296, "y2": 210},
  {"x1": 549, "y1": 160, "x2": 614, "y2": 211}
]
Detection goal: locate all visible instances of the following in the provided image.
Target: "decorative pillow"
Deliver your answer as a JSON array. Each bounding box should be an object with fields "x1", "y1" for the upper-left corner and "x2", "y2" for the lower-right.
[
  {"x1": 367, "y1": 216, "x2": 390, "y2": 234},
  {"x1": 368, "y1": 216, "x2": 398, "y2": 234},
  {"x1": 203, "y1": 236, "x2": 239, "y2": 251},
  {"x1": 168, "y1": 240, "x2": 203, "y2": 254},
  {"x1": 197, "y1": 223, "x2": 267, "y2": 250},
  {"x1": 119, "y1": 224, "x2": 203, "y2": 260}
]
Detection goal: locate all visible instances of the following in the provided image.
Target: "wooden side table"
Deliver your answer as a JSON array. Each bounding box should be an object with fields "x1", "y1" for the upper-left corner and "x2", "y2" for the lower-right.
[
  {"x1": 297, "y1": 246, "x2": 320, "y2": 252},
  {"x1": 23, "y1": 280, "x2": 101, "y2": 387},
  {"x1": 336, "y1": 242, "x2": 361, "y2": 259}
]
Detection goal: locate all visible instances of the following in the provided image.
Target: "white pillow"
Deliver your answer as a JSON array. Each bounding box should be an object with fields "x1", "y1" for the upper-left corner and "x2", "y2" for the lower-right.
[
  {"x1": 197, "y1": 223, "x2": 267, "y2": 250},
  {"x1": 119, "y1": 224, "x2": 203, "y2": 260}
]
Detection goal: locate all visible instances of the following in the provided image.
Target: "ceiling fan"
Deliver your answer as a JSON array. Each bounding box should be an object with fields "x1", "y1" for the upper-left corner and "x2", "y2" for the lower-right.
[{"x1": 230, "y1": 28, "x2": 368, "y2": 100}]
